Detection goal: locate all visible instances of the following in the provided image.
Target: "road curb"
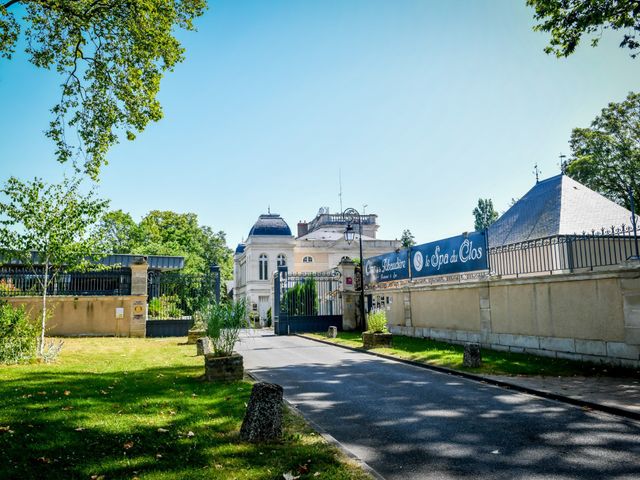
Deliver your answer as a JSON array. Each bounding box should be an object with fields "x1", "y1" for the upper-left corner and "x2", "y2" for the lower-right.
[{"x1": 297, "y1": 334, "x2": 640, "y2": 422}]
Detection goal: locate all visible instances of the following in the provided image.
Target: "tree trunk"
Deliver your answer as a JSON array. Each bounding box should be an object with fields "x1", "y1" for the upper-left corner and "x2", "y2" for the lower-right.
[{"x1": 39, "y1": 266, "x2": 48, "y2": 357}]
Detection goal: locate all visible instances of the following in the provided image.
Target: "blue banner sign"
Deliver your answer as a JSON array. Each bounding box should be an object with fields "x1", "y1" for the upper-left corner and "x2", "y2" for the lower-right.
[
  {"x1": 364, "y1": 250, "x2": 410, "y2": 284},
  {"x1": 410, "y1": 231, "x2": 488, "y2": 278}
]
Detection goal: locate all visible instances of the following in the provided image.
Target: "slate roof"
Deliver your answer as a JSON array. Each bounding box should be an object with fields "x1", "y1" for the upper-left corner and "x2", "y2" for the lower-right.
[
  {"x1": 248, "y1": 214, "x2": 292, "y2": 237},
  {"x1": 235, "y1": 243, "x2": 246, "y2": 254},
  {"x1": 488, "y1": 174, "x2": 636, "y2": 247}
]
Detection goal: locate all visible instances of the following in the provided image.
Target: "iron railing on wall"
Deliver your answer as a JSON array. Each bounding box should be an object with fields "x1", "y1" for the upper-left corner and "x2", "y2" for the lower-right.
[
  {"x1": 488, "y1": 225, "x2": 640, "y2": 277},
  {"x1": 0, "y1": 268, "x2": 132, "y2": 297},
  {"x1": 147, "y1": 270, "x2": 220, "y2": 320},
  {"x1": 278, "y1": 270, "x2": 343, "y2": 316}
]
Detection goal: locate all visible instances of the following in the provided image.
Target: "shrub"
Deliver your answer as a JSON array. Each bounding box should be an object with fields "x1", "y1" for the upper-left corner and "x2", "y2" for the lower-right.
[
  {"x1": 366, "y1": 309, "x2": 389, "y2": 333},
  {"x1": 202, "y1": 300, "x2": 248, "y2": 357},
  {"x1": 148, "y1": 295, "x2": 183, "y2": 319},
  {"x1": 0, "y1": 302, "x2": 38, "y2": 364}
]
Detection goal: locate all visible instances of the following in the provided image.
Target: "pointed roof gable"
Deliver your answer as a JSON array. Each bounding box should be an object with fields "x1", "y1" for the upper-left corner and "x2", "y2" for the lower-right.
[{"x1": 488, "y1": 175, "x2": 635, "y2": 247}]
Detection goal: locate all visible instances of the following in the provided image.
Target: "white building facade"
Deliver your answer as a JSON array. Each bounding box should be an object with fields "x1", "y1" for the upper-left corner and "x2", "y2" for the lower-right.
[{"x1": 234, "y1": 209, "x2": 400, "y2": 320}]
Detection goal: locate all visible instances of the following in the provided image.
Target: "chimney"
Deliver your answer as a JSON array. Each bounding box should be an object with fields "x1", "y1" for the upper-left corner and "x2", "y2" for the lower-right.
[{"x1": 297, "y1": 221, "x2": 308, "y2": 238}]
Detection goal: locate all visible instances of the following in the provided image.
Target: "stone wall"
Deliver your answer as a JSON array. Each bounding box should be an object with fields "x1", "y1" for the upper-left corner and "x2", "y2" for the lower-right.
[
  {"x1": 5, "y1": 295, "x2": 148, "y2": 337},
  {"x1": 369, "y1": 262, "x2": 640, "y2": 367}
]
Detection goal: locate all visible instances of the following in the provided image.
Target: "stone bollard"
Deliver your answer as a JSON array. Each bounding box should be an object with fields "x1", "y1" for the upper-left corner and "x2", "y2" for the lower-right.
[
  {"x1": 196, "y1": 337, "x2": 211, "y2": 356},
  {"x1": 187, "y1": 328, "x2": 205, "y2": 345},
  {"x1": 240, "y1": 382, "x2": 284, "y2": 442},
  {"x1": 327, "y1": 326, "x2": 338, "y2": 338},
  {"x1": 463, "y1": 342, "x2": 482, "y2": 368}
]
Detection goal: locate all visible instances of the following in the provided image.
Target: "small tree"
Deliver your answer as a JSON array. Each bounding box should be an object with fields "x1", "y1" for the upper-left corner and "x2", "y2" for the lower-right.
[
  {"x1": 473, "y1": 198, "x2": 499, "y2": 232},
  {"x1": 0, "y1": 176, "x2": 108, "y2": 356},
  {"x1": 400, "y1": 229, "x2": 415, "y2": 248}
]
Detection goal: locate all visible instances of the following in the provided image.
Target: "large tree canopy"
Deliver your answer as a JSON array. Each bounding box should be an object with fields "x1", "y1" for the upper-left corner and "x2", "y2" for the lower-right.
[
  {"x1": 93, "y1": 209, "x2": 233, "y2": 278},
  {"x1": 0, "y1": 0, "x2": 206, "y2": 180},
  {"x1": 566, "y1": 91, "x2": 640, "y2": 210},
  {"x1": 527, "y1": 0, "x2": 640, "y2": 58}
]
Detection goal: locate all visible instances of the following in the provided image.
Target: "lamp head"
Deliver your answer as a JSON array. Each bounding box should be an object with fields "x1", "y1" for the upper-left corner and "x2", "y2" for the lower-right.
[{"x1": 344, "y1": 223, "x2": 355, "y2": 245}]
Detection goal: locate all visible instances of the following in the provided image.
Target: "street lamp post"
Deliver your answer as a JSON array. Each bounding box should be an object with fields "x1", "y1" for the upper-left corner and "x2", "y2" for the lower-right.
[{"x1": 342, "y1": 207, "x2": 366, "y2": 331}]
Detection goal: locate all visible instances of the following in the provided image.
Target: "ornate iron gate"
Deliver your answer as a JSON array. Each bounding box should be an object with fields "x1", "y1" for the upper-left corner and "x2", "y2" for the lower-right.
[
  {"x1": 146, "y1": 266, "x2": 221, "y2": 337},
  {"x1": 273, "y1": 266, "x2": 342, "y2": 335}
]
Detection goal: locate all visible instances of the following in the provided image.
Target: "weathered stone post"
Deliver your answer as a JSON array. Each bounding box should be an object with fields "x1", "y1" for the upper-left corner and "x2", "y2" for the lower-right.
[
  {"x1": 463, "y1": 342, "x2": 482, "y2": 368},
  {"x1": 196, "y1": 337, "x2": 211, "y2": 356},
  {"x1": 129, "y1": 256, "x2": 148, "y2": 338},
  {"x1": 338, "y1": 259, "x2": 358, "y2": 331},
  {"x1": 327, "y1": 326, "x2": 338, "y2": 338},
  {"x1": 240, "y1": 382, "x2": 284, "y2": 442}
]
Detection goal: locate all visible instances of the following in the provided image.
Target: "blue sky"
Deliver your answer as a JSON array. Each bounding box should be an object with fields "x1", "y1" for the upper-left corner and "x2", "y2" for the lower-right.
[{"x1": 1, "y1": 0, "x2": 639, "y2": 250}]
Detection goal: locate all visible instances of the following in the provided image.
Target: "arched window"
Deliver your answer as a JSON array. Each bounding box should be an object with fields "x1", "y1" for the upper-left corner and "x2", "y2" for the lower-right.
[
  {"x1": 341, "y1": 256, "x2": 351, "y2": 262},
  {"x1": 303, "y1": 256, "x2": 313, "y2": 263},
  {"x1": 259, "y1": 254, "x2": 268, "y2": 280},
  {"x1": 277, "y1": 254, "x2": 286, "y2": 267}
]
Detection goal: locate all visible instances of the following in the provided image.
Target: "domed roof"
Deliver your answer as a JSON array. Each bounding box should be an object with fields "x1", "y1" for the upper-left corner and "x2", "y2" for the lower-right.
[
  {"x1": 235, "y1": 243, "x2": 246, "y2": 254},
  {"x1": 249, "y1": 214, "x2": 292, "y2": 237}
]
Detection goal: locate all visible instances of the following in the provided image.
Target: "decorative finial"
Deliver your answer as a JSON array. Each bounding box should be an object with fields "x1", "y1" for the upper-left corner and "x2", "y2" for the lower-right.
[
  {"x1": 268, "y1": 205, "x2": 271, "y2": 215},
  {"x1": 533, "y1": 163, "x2": 541, "y2": 183},
  {"x1": 559, "y1": 153, "x2": 567, "y2": 175}
]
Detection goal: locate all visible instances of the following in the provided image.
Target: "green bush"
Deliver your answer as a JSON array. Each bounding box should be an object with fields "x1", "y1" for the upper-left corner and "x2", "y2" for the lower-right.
[
  {"x1": 202, "y1": 300, "x2": 248, "y2": 357},
  {"x1": 148, "y1": 295, "x2": 183, "y2": 319},
  {"x1": 366, "y1": 309, "x2": 389, "y2": 333},
  {"x1": 0, "y1": 302, "x2": 38, "y2": 364}
]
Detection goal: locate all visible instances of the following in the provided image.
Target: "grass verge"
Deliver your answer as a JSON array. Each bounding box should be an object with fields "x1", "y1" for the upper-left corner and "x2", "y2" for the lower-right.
[
  {"x1": 305, "y1": 332, "x2": 639, "y2": 378},
  {"x1": 0, "y1": 337, "x2": 371, "y2": 480}
]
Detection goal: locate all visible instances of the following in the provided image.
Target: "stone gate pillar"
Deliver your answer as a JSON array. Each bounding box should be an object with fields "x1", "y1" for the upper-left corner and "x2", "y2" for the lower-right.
[
  {"x1": 129, "y1": 256, "x2": 148, "y2": 338},
  {"x1": 338, "y1": 259, "x2": 358, "y2": 331}
]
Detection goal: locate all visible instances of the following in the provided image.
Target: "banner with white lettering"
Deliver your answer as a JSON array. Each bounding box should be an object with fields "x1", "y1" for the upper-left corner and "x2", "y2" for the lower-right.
[
  {"x1": 364, "y1": 250, "x2": 410, "y2": 285},
  {"x1": 410, "y1": 231, "x2": 488, "y2": 278}
]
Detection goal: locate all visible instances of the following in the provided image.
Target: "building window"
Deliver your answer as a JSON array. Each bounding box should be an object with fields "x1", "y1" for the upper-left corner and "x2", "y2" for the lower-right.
[
  {"x1": 303, "y1": 256, "x2": 313, "y2": 263},
  {"x1": 259, "y1": 254, "x2": 268, "y2": 280},
  {"x1": 341, "y1": 256, "x2": 351, "y2": 262},
  {"x1": 277, "y1": 254, "x2": 286, "y2": 267}
]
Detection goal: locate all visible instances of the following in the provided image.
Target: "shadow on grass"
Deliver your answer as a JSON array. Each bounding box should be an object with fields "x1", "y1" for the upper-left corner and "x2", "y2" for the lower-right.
[{"x1": 0, "y1": 362, "x2": 359, "y2": 480}]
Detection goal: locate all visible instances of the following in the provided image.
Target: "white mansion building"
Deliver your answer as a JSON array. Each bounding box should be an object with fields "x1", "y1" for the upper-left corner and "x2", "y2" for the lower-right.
[{"x1": 234, "y1": 208, "x2": 401, "y2": 320}]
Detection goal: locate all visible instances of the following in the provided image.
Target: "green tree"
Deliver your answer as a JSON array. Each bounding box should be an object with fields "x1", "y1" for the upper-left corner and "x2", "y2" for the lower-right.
[
  {"x1": 527, "y1": 0, "x2": 640, "y2": 58},
  {"x1": 93, "y1": 209, "x2": 141, "y2": 254},
  {"x1": 473, "y1": 198, "x2": 499, "y2": 231},
  {"x1": 566, "y1": 91, "x2": 640, "y2": 209},
  {"x1": 93, "y1": 209, "x2": 233, "y2": 278},
  {"x1": 0, "y1": 176, "x2": 108, "y2": 356},
  {"x1": 200, "y1": 226, "x2": 233, "y2": 280},
  {"x1": 400, "y1": 229, "x2": 415, "y2": 248},
  {"x1": 0, "y1": 0, "x2": 206, "y2": 180},
  {"x1": 136, "y1": 210, "x2": 206, "y2": 273}
]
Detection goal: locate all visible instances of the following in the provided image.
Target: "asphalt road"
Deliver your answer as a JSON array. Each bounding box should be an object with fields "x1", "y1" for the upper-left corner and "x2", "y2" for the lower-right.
[{"x1": 237, "y1": 331, "x2": 640, "y2": 480}]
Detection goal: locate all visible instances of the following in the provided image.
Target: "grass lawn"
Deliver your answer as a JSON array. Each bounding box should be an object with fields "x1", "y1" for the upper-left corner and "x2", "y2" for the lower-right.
[
  {"x1": 305, "y1": 332, "x2": 639, "y2": 378},
  {"x1": 0, "y1": 337, "x2": 371, "y2": 480}
]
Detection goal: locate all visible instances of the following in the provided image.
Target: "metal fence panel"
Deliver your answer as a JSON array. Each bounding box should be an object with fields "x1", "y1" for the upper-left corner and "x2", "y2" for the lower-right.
[{"x1": 0, "y1": 268, "x2": 131, "y2": 297}]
